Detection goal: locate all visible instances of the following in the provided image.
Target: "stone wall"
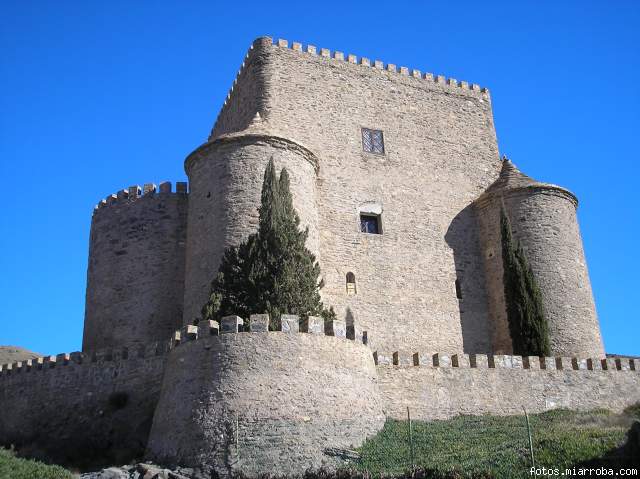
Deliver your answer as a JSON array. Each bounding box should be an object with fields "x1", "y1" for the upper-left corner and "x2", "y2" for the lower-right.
[
  {"x1": 376, "y1": 352, "x2": 640, "y2": 421},
  {"x1": 0, "y1": 344, "x2": 168, "y2": 468},
  {"x1": 83, "y1": 182, "x2": 188, "y2": 351},
  {"x1": 202, "y1": 37, "x2": 501, "y2": 354},
  {"x1": 146, "y1": 318, "x2": 384, "y2": 477}
]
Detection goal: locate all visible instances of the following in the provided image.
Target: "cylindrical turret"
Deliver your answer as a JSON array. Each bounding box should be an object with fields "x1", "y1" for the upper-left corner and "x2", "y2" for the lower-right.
[
  {"x1": 82, "y1": 182, "x2": 188, "y2": 351},
  {"x1": 182, "y1": 115, "x2": 319, "y2": 324},
  {"x1": 475, "y1": 159, "x2": 604, "y2": 357}
]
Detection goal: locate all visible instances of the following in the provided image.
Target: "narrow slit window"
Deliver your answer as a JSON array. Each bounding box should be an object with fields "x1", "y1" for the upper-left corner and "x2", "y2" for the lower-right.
[
  {"x1": 361, "y1": 128, "x2": 385, "y2": 154},
  {"x1": 360, "y1": 214, "x2": 381, "y2": 234},
  {"x1": 346, "y1": 272, "x2": 357, "y2": 295},
  {"x1": 455, "y1": 279, "x2": 462, "y2": 299}
]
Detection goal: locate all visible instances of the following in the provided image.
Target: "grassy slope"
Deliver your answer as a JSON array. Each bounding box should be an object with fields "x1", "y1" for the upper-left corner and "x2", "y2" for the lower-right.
[
  {"x1": 356, "y1": 408, "x2": 638, "y2": 478},
  {"x1": 0, "y1": 449, "x2": 73, "y2": 479}
]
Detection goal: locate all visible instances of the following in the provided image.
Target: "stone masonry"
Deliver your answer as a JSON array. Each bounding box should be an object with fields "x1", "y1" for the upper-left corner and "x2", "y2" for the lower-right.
[{"x1": 0, "y1": 37, "x2": 633, "y2": 477}]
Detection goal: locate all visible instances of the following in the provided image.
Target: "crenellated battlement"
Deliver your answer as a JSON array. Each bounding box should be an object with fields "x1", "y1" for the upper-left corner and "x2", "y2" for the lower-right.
[
  {"x1": 0, "y1": 341, "x2": 170, "y2": 378},
  {"x1": 210, "y1": 36, "x2": 490, "y2": 140},
  {"x1": 374, "y1": 351, "x2": 638, "y2": 372},
  {"x1": 92, "y1": 181, "x2": 188, "y2": 214},
  {"x1": 169, "y1": 313, "x2": 368, "y2": 349},
  {"x1": 270, "y1": 37, "x2": 489, "y2": 96}
]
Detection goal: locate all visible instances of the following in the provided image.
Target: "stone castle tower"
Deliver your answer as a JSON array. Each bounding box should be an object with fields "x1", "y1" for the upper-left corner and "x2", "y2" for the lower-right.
[
  {"x1": 5, "y1": 37, "x2": 638, "y2": 478},
  {"x1": 82, "y1": 36, "x2": 604, "y2": 358}
]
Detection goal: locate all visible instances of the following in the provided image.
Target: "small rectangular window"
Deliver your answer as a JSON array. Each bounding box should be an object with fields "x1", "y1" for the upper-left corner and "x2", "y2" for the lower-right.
[
  {"x1": 360, "y1": 214, "x2": 381, "y2": 234},
  {"x1": 362, "y1": 128, "x2": 384, "y2": 154}
]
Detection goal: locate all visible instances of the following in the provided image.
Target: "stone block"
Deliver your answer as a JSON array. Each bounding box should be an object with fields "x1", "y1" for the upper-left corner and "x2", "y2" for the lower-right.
[
  {"x1": 143, "y1": 183, "x2": 156, "y2": 195},
  {"x1": 198, "y1": 320, "x2": 219, "y2": 336},
  {"x1": 353, "y1": 325, "x2": 365, "y2": 343},
  {"x1": 175, "y1": 182, "x2": 188, "y2": 193},
  {"x1": 249, "y1": 314, "x2": 269, "y2": 332},
  {"x1": 221, "y1": 315, "x2": 243, "y2": 334},
  {"x1": 128, "y1": 185, "x2": 141, "y2": 198},
  {"x1": 347, "y1": 54, "x2": 356, "y2": 63},
  {"x1": 524, "y1": 356, "x2": 541, "y2": 370},
  {"x1": 44, "y1": 355, "x2": 56, "y2": 368},
  {"x1": 333, "y1": 51, "x2": 344, "y2": 60},
  {"x1": 374, "y1": 351, "x2": 392, "y2": 366},
  {"x1": 470, "y1": 354, "x2": 489, "y2": 368},
  {"x1": 301, "y1": 316, "x2": 323, "y2": 334},
  {"x1": 292, "y1": 42, "x2": 302, "y2": 51},
  {"x1": 374, "y1": 60, "x2": 383, "y2": 69},
  {"x1": 277, "y1": 39, "x2": 288, "y2": 48},
  {"x1": 511, "y1": 355, "x2": 523, "y2": 369},
  {"x1": 360, "y1": 57, "x2": 370, "y2": 66},
  {"x1": 56, "y1": 353, "x2": 70, "y2": 365},
  {"x1": 400, "y1": 66, "x2": 409, "y2": 75},
  {"x1": 320, "y1": 48, "x2": 330, "y2": 57},
  {"x1": 452, "y1": 354, "x2": 471, "y2": 367},
  {"x1": 159, "y1": 181, "x2": 171, "y2": 193},
  {"x1": 432, "y1": 353, "x2": 451, "y2": 367},
  {"x1": 493, "y1": 355, "x2": 512, "y2": 368},
  {"x1": 182, "y1": 324, "x2": 198, "y2": 341},
  {"x1": 616, "y1": 358, "x2": 631, "y2": 371},
  {"x1": 328, "y1": 320, "x2": 346, "y2": 338},
  {"x1": 280, "y1": 314, "x2": 299, "y2": 333},
  {"x1": 306, "y1": 45, "x2": 316, "y2": 55}
]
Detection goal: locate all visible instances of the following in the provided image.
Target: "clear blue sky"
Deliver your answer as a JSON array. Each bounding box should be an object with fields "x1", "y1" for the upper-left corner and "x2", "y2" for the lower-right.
[{"x1": 1, "y1": 1, "x2": 638, "y2": 356}]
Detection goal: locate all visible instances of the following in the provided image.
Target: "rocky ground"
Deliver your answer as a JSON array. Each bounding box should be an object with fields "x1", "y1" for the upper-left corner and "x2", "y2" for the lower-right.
[{"x1": 79, "y1": 462, "x2": 212, "y2": 479}]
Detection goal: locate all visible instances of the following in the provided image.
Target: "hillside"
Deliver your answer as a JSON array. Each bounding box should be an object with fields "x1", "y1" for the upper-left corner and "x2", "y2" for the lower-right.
[{"x1": 0, "y1": 346, "x2": 41, "y2": 365}]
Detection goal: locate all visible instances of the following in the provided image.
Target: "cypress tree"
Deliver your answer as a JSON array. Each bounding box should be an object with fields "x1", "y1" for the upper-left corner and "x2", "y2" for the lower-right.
[
  {"x1": 500, "y1": 206, "x2": 551, "y2": 357},
  {"x1": 201, "y1": 158, "x2": 330, "y2": 329}
]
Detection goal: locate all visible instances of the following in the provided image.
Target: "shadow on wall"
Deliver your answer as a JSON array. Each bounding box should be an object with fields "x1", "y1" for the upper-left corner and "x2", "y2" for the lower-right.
[
  {"x1": 445, "y1": 204, "x2": 492, "y2": 354},
  {"x1": 345, "y1": 307, "x2": 355, "y2": 339}
]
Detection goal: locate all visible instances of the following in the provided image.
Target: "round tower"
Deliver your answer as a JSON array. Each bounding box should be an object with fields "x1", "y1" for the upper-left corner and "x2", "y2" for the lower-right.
[
  {"x1": 82, "y1": 182, "x2": 188, "y2": 351},
  {"x1": 475, "y1": 158, "x2": 604, "y2": 358},
  {"x1": 182, "y1": 114, "x2": 320, "y2": 324},
  {"x1": 145, "y1": 323, "x2": 384, "y2": 476}
]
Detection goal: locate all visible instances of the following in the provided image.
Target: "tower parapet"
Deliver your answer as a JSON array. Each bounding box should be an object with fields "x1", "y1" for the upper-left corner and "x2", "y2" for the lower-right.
[
  {"x1": 146, "y1": 315, "x2": 382, "y2": 477},
  {"x1": 475, "y1": 159, "x2": 604, "y2": 357},
  {"x1": 83, "y1": 182, "x2": 188, "y2": 351}
]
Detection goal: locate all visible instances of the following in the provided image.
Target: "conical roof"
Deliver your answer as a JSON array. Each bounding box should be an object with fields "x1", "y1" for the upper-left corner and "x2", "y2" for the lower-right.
[{"x1": 476, "y1": 156, "x2": 577, "y2": 206}]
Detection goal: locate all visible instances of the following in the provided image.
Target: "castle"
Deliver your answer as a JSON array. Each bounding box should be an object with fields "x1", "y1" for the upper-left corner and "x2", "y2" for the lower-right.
[{"x1": 1, "y1": 37, "x2": 638, "y2": 477}]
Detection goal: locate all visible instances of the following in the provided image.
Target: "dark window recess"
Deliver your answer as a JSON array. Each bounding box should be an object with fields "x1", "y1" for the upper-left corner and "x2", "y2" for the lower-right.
[
  {"x1": 346, "y1": 272, "x2": 357, "y2": 295},
  {"x1": 455, "y1": 279, "x2": 462, "y2": 299},
  {"x1": 362, "y1": 128, "x2": 385, "y2": 154},
  {"x1": 360, "y1": 214, "x2": 381, "y2": 234}
]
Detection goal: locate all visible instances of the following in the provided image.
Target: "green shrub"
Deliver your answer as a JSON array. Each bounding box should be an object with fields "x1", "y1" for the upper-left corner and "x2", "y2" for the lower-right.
[{"x1": 0, "y1": 448, "x2": 73, "y2": 479}]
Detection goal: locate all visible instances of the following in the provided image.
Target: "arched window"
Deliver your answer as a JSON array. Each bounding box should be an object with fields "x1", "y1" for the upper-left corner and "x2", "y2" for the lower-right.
[{"x1": 346, "y1": 272, "x2": 357, "y2": 295}]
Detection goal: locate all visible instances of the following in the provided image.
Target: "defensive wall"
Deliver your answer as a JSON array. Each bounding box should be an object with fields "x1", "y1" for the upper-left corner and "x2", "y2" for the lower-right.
[
  {"x1": 83, "y1": 181, "x2": 188, "y2": 352},
  {"x1": 1, "y1": 316, "x2": 639, "y2": 475},
  {"x1": 0, "y1": 342, "x2": 169, "y2": 468},
  {"x1": 146, "y1": 315, "x2": 384, "y2": 477},
  {"x1": 375, "y1": 351, "x2": 640, "y2": 421}
]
